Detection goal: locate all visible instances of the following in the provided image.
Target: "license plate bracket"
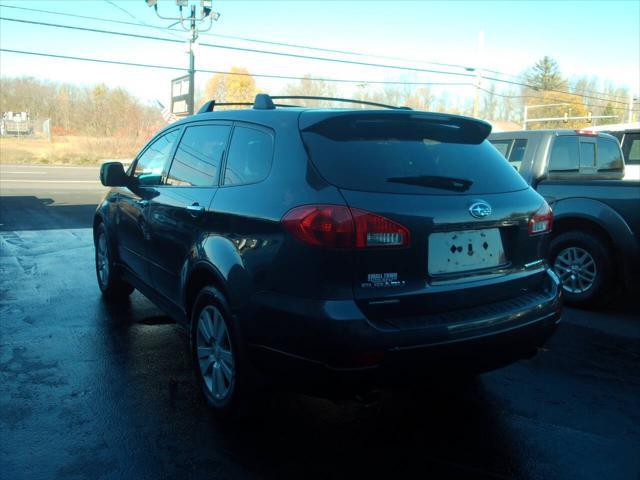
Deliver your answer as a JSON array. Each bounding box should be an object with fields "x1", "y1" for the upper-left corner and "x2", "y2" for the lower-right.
[{"x1": 428, "y1": 228, "x2": 506, "y2": 275}]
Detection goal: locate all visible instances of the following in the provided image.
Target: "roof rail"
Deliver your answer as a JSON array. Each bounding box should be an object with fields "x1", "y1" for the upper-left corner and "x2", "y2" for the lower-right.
[
  {"x1": 197, "y1": 94, "x2": 412, "y2": 114},
  {"x1": 197, "y1": 100, "x2": 257, "y2": 113},
  {"x1": 266, "y1": 95, "x2": 411, "y2": 110}
]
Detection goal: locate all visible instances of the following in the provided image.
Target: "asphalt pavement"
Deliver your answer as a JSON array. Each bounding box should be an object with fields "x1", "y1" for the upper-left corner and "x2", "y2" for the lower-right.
[{"x1": 1, "y1": 164, "x2": 639, "y2": 480}]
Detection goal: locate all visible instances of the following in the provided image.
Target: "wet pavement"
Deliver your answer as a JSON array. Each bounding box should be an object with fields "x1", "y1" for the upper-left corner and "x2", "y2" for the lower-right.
[{"x1": 1, "y1": 166, "x2": 639, "y2": 480}]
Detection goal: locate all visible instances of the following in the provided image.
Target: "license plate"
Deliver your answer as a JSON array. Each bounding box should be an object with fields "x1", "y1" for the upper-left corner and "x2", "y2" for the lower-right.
[{"x1": 428, "y1": 228, "x2": 506, "y2": 275}]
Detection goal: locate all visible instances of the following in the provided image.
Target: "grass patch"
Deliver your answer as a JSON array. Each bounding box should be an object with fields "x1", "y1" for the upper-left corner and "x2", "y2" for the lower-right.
[{"x1": 0, "y1": 135, "x2": 146, "y2": 165}]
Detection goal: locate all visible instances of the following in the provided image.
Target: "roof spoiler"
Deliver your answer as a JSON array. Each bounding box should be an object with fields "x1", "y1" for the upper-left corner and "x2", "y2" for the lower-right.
[{"x1": 299, "y1": 111, "x2": 493, "y2": 144}]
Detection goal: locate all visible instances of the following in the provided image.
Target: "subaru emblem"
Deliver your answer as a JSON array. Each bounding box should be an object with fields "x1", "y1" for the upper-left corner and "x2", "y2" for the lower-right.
[{"x1": 469, "y1": 201, "x2": 492, "y2": 218}]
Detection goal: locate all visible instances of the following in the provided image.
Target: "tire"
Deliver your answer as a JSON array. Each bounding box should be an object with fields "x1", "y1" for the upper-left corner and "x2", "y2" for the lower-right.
[
  {"x1": 94, "y1": 223, "x2": 134, "y2": 301},
  {"x1": 550, "y1": 230, "x2": 613, "y2": 308},
  {"x1": 191, "y1": 286, "x2": 253, "y2": 418}
]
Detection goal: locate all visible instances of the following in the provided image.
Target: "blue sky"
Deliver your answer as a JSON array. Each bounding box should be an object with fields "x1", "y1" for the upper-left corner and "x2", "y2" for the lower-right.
[{"x1": 1, "y1": 0, "x2": 638, "y2": 106}]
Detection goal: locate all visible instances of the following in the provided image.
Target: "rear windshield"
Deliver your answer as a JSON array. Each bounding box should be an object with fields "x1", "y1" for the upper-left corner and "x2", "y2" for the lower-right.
[{"x1": 301, "y1": 115, "x2": 528, "y2": 195}]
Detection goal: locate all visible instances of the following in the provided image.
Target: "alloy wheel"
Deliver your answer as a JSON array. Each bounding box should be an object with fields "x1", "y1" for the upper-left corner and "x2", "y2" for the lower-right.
[
  {"x1": 96, "y1": 232, "x2": 110, "y2": 287},
  {"x1": 553, "y1": 246, "x2": 597, "y2": 294},
  {"x1": 196, "y1": 305, "x2": 235, "y2": 401}
]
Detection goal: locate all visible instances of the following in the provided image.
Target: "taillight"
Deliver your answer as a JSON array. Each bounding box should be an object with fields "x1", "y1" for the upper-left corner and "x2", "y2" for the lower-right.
[
  {"x1": 281, "y1": 204, "x2": 410, "y2": 249},
  {"x1": 528, "y1": 202, "x2": 553, "y2": 235}
]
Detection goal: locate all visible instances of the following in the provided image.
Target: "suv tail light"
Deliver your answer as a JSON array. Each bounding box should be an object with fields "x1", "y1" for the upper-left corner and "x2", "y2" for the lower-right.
[
  {"x1": 282, "y1": 205, "x2": 410, "y2": 249},
  {"x1": 528, "y1": 202, "x2": 553, "y2": 235}
]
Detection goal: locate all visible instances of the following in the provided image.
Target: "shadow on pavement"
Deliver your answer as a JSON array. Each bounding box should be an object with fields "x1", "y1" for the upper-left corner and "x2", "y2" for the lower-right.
[
  {"x1": 0, "y1": 195, "x2": 97, "y2": 231},
  {"x1": 94, "y1": 296, "x2": 524, "y2": 480}
]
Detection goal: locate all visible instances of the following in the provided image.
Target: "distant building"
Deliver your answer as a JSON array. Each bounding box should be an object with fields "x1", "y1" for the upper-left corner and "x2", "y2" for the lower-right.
[{"x1": 490, "y1": 120, "x2": 522, "y2": 132}]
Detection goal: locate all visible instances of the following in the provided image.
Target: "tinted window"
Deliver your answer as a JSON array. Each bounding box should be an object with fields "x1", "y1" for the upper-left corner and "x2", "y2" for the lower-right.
[
  {"x1": 134, "y1": 130, "x2": 179, "y2": 186},
  {"x1": 579, "y1": 142, "x2": 595, "y2": 169},
  {"x1": 549, "y1": 136, "x2": 579, "y2": 172},
  {"x1": 623, "y1": 133, "x2": 640, "y2": 165},
  {"x1": 490, "y1": 139, "x2": 511, "y2": 158},
  {"x1": 166, "y1": 125, "x2": 230, "y2": 187},
  {"x1": 596, "y1": 137, "x2": 623, "y2": 171},
  {"x1": 302, "y1": 118, "x2": 527, "y2": 195},
  {"x1": 509, "y1": 139, "x2": 527, "y2": 163},
  {"x1": 223, "y1": 127, "x2": 273, "y2": 186}
]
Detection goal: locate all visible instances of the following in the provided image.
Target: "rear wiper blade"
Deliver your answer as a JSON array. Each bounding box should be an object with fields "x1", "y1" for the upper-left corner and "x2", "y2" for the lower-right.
[{"x1": 386, "y1": 175, "x2": 473, "y2": 192}]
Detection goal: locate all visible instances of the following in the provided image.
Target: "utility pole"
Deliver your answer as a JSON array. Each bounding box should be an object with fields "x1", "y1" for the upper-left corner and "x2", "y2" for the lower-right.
[
  {"x1": 629, "y1": 93, "x2": 636, "y2": 124},
  {"x1": 471, "y1": 31, "x2": 484, "y2": 118},
  {"x1": 188, "y1": 4, "x2": 196, "y2": 115},
  {"x1": 145, "y1": 0, "x2": 220, "y2": 116}
]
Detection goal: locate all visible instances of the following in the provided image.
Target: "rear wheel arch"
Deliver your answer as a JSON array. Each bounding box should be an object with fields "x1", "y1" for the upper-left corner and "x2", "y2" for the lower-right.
[
  {"x1": 183, "y1": 262, "x2": 229, "y2": 324},
  {"x1": 551, "y1": 217, "x2": 614, "y2": 253}
]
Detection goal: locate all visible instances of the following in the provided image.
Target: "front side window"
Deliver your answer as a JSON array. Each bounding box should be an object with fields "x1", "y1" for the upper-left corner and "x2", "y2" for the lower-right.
[
  {"x1": 623, "y1": 133, "x2": 640, "y2": 165},
  {"x1": 134, "y1": 129, "x2": 180, "y2": 186},
  {"x1": 549, "y1": 136, "x2": 579, "y2": 172},
  {"x1": 166, "y1": 125, "x2": 230, "y2": 187},
  {"x1": 596, "y1": 137, "x2": 623, "y2": 172},
  {"x1": 223, "y1": 127, "x2": 273, "y2": 186}
]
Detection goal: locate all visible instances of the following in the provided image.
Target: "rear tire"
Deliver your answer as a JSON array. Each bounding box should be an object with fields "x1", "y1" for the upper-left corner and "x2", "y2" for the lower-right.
[
  {"x1": 550, "y1": 230, "x2": 612, "y2": 308},
  {"x1": 95, "y1": 223, "x2": 134, "y2": 301},
  {"x1": 191, "y1": 286, "x2": 254, "y2": 418}
]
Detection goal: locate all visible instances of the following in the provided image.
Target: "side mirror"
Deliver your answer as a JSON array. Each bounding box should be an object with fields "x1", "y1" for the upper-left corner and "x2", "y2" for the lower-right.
[{"x1": 100, "y1": 162, "x2": 128, "y2": 187}]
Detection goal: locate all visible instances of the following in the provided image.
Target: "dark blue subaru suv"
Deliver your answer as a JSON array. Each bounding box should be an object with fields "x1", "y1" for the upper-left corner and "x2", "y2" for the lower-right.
[{"x1": 95, "y1": 94, "x2": 561, "y2": 416}]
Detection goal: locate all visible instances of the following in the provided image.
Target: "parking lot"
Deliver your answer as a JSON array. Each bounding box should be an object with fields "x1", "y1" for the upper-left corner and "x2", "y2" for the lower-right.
[{"x1": 1, "y1": 164, "x2": 639, "y2": 480}]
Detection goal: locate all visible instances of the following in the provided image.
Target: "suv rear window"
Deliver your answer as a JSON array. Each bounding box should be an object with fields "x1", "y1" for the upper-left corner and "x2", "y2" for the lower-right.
[{"x1": 301, "y1": 114, "x2": 528, "y2": 195}]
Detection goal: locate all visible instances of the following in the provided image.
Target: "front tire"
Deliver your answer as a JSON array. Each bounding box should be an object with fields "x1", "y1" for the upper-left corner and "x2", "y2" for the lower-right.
[
  {"x1": 191, "y1": 286, "x2": 252, "y2": 417},
  {"x1": 95, "y1": 223, "x2": 134, "y2": 301},
  {"x1": 550, "y1": 230, "x2": 612, "y2": 308}
]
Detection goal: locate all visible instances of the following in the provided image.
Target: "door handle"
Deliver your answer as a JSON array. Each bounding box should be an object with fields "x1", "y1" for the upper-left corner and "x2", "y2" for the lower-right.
[
  {"x1": 187, "y1": 203, "x2": 205, "y2": 216},
  {"x1": 136, "y1": 199, "x2": 149, "y2": 207}
]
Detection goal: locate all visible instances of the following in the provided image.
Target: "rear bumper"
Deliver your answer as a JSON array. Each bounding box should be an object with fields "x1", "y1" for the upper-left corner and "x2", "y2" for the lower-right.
[{"x1": 243, "y1": 268, "x2": 561, "y2": 388}]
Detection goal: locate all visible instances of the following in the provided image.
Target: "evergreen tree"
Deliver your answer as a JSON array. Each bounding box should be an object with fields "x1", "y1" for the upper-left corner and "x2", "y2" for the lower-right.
[{"x1": 525, "y1": 56, "x2": 565, "y2": 90}]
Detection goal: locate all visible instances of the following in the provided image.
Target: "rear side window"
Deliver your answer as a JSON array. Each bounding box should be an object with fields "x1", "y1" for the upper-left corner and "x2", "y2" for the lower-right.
[
  {"x1": 301, "y1": 115, "x2": 527, "y2": 195},
  {"x1": 623, "y1": 133, "x2": 640, "y2": 165},
  {"x1": 490, "y1": 140, "x2": 511, "y2": 158},
  {"x1": 166, "y1": 125, "x2": 230, "y2": 187},
  {"x1": 223, "y1": 126, "x2": 273, "y2": 186},
  {"x1": 597, "y1": 137, "x2": 623, "y2": 171},
  {"x1": 509, "y1": 139, "x2": 528, "y2": 164},
  {"x1": 549, "y1": 136, "x2": 579, "y2": 172}
]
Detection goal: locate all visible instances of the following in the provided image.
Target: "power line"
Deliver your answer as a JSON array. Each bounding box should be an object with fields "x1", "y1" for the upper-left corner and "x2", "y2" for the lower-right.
[
  {"x1": 0, "y1": 48, "x2": 469, "y2": 86},
  {"x1": 0, "y1": 16, "x2": 479, "y2": 80},
  {"x1": 476, "y1": 85, "x2": 638, "y2": 112},
  {"x1": 0, "y1": 3, "x2": 633, "y2": 102},
  {"x1": 0, "y1": 16, "x2": 183, "y2": 44},
  {"x1": 0, "y1": 3, "x2": 484, "y2": 73},
  {"x1": 0, "y1": 15, "x2": 632, "y2": 107},
  {"x1": 0, "y1": 48, "x2": 185, "y2": 71},
  {"x1": 2, "y1": 47, "x2": 636, "y2": 116}
]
